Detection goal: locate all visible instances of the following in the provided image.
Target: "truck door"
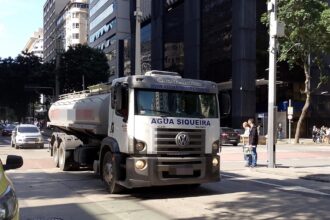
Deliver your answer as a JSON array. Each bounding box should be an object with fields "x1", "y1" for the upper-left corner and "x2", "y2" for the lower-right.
[{"x1": 110, "y1": 83, "x2": 129, "y2": 153}]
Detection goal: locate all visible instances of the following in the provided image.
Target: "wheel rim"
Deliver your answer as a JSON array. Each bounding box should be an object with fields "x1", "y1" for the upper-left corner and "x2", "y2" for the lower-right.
[
  {"x1": 54, "y1": 147, "x2": 58, "y2": 162},
  {"x1": 104, "y1": 162, "x2": 113, "y2": 184},
  {"x1": 59, "y1": 147, "x2": 64, "y2": 166}
]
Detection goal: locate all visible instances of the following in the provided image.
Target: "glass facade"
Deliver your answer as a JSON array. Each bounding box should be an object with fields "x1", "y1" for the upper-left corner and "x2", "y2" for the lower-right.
[
  {"x1": 89, "y1": 4, "x2": 114, "y2": 30},
  {"x1": 123, "y1": 39, "x2": 131, "y2": 76},
  {"x1": 201, "y1": 0, "x2": 232, "y2": 83},
  {"x1": 89, "y1": 19, "x2": 117, "y2": 43},
  {"x1": 90, "y1": 0, "x2": 109, "y2": 17},
  {"x1": 163, "y1": 1, "x2": 184, "y2": 75},
  {"x1": 141, "y1": 23, "x2": 151, "y2": 74}
]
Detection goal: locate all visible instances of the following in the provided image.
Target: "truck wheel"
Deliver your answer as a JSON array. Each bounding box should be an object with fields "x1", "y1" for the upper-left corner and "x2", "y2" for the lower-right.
[
  {"x1": 102, "y1": 151, "x2": 123, "y2": 194},
  {"x1": 53, "y1": 142, "x2": 59, "y2": 167},
  {"x1": 59, "y1": 143, "x2": 71, "y2": 171}
]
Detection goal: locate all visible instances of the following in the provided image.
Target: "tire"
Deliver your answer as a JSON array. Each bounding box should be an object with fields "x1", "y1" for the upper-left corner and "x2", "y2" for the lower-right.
[
  {"x1": 15, "y1": 143, "x2": 19, "y2": 149},
  {"x1": 39, "y1": 144, "x2": 44, "y2": 149},
  {"x1": 59, "y1": 142, "x2": 71, "y2": 171},
  {"x1": 102, "y1": 151, "x2": 124, "y2": 194},
  {"x1": 11, "y1": 140, "x2": 14, "y2": 148},
  {"x1": 53, "y1": 141, "x2": 59, "y2": 167},
  {"x1": 233, "y1": 143, "x2": 238, "y2": 146}
]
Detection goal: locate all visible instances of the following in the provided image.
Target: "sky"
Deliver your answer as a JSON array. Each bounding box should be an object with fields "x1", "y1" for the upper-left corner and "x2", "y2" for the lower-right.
[{"x1": 0, "y1": 0, "x2": 45, "y2": 58}]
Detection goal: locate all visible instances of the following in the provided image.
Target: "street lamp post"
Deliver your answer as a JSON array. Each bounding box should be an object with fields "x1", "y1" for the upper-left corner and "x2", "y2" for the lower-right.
[
  {"x1": 267, "y1": 0, "x2": 278, "y2": 168},
  {"x1": 134, "y1": 0, "x2": 142, "y2": 75},
  {"x1": 54, "y1": 36, "x2": 62, "y2": 100}
]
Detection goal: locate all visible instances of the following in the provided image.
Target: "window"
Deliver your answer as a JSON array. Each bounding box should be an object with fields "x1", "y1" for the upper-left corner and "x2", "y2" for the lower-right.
[
  {"x1": 89, "y1": 19, "x2": 116, "y2": 43},
  {"x1": 72, "y1": 33, "x2": 79, "y2": 39},
  {"x1": 106, "y1": 50, "x2": 116, "y2": 62},
  {"x1": 89, "y1": 4, "x2": 114, "y2": 30},
  {"x1": 72, "y1": 12, "x2": 79, "y2": 18},
  {"x1": 73, "y1": 23, "x2": 79, "y2": 29},
  {"x1": 163, "y1": 2, "x2": 184, "y2": 75},
  {"x1": 90, "y1": 0, "x2": 108, "y2": 17}
]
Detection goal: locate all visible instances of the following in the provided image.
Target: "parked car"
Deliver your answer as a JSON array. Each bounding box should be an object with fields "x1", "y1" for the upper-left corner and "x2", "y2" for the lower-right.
[
  {"x1": 1, "y1": 124, "x2": 16, "y2": 136},
  {"x1": 0, "y1": 155, "x2": 23, "y2": 220},
  {"x1": 11, "y1": 124, "x2": 44, "y2": 149},
  {"x1": 234, "y1": 128, "x2": 245, "y2": 135},
  {"x1": 220, "y1": 127, "x2": 240, "y2": 146}
]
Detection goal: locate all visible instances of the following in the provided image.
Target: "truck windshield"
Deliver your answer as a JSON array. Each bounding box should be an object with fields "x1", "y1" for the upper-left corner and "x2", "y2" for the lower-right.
[{"x1": 135, "y1": 89, "x2": 218, "y2": 118}]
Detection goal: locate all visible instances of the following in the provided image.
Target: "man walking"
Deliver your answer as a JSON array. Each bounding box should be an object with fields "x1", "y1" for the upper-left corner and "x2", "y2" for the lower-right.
[{"x1": 248, "y1": 118, "x2": 258, "y2": 167}]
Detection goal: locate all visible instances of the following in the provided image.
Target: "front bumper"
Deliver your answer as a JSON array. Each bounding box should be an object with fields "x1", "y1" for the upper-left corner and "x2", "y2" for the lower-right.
[
  {"x1": 16, "y1": 140, "x2": 43, "y2": 147},
  {"x1": 119, "y1": 155, "x2": 220, "y2": 188}
]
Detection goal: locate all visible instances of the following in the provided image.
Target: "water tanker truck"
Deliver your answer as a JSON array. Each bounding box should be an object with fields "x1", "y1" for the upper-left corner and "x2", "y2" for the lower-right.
[{"x1": 48, "y1": 70, "x2": 221, "y2": 193}]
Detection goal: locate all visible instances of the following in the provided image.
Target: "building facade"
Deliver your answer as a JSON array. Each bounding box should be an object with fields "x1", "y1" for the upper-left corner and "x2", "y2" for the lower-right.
[
  {"x1": 43, "y1": 0, "x2": 70, "y2": 62},
  {"x1": 23, "y1": 28, "x2": 44, "y2": 59},
  {"x1": 87, "y1": 0, "x2": 330, "y2": 135},
  {"x1": 126, "y1": 0, "x2": 256, "y2": 127},
  {"x1": 88, "y1": 0, "x2": 131, "y2": 79},
  {"x1": 56, "y1": 0, "x2": 89, "y2": 51}
]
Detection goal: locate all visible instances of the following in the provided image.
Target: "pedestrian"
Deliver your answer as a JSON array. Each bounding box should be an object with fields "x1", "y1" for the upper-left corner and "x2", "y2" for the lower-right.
[
  {"x1": 312, "y1": 125, "x2": 318, "y2": 143},
  {"x1": 248, "y1": 118, "x2": 259, "y2": 167},
  {"x1": 242, "y1": 121, "x2": 251, "y2": 167},
  {"x1": 277, "y1": 123, "x2": 283, "y2": 140}
]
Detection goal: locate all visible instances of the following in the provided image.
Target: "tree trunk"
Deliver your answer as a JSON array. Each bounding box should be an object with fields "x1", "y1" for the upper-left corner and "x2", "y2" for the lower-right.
[{"x1": 294, "y1": 62, "x2": 311, "y2": 144}]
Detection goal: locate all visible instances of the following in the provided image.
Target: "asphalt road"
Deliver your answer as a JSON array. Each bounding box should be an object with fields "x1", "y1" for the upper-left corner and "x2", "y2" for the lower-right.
[{"x1": 1, "y1": 135, "x2": 330, "y2": 220}]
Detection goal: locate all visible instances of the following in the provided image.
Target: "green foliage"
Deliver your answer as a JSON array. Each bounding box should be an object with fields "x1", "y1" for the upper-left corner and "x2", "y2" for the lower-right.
[
  {"x1": 59, "y1": 44, "x2": 109, "y2": 93},
  {"x1": 0, "y1": 52, "x2": 54, "y2": 121},
  {"x1": 262, "y1": 0, "x2": 330, "y2": 70}
]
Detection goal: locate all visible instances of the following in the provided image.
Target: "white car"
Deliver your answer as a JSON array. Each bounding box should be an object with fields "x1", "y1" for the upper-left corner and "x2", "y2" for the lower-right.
[{"x1": 11, "y1": 124, "x2": 44, "y2": 149}]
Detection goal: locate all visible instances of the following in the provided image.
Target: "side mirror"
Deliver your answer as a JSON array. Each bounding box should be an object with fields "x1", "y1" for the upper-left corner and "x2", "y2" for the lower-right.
[
  {"x1": 115, "y1": 86, "x2": 123, "y2": 111},
  {"x1": 3, "y1": 155, "x2": 23, "y2": 171},
  {"x1": 111, "y1": 84, "x2": 123, "y2": 111}
]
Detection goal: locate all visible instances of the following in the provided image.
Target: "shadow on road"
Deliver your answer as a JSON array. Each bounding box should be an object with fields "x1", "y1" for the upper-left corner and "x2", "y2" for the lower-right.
[{"x1": 8, "y1": 169, "x2": 330, "y2": 219}]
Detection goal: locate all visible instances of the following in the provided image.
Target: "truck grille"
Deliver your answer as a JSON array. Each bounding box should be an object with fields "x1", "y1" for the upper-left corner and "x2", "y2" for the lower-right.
[{"x1": 154, "y1": 128, "x2": 205, "y2": 155}]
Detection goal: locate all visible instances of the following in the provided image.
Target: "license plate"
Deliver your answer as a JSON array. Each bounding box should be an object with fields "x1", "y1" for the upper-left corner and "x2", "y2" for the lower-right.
[{"x1": 170, "y1": 167, "x2": 194, "y2": 175}]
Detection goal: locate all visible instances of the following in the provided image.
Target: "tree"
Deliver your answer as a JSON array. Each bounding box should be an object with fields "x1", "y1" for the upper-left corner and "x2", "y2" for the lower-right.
[
  {"x1": 0, "y1": 52, "x2": 54, "y2": 121},
  {"x1": 59, "y1": 44, "x2": 109, "y2": 93},
  {"x1": 262, "y1": 0, "x2": 330, "y2": 143}
]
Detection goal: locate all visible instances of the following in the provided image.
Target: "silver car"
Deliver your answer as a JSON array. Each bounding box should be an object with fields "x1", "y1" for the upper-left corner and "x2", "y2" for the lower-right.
[{"x1": 11, "y1": 124, "x2": 44, "y2": 149}]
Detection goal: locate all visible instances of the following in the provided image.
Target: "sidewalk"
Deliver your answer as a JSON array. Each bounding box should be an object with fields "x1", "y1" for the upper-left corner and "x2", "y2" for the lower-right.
[
  {"x1": 252, "y1": 166, "x2": 330, "y2": 183},
  {"x1": 222, "y1": 142, "x2": 330, "y2": 183},
  {"x1": 276, "y1": 138, "x2": 327, "y2": 145}
]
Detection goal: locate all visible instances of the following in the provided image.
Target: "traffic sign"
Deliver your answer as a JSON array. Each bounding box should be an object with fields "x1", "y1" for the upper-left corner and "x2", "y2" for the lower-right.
[
  {"x1": 288, "y1": 106, "x2": 293, "y2": 115},
  {"x1": 288, "y1": 115, "x2": 293, "y2": 120}
]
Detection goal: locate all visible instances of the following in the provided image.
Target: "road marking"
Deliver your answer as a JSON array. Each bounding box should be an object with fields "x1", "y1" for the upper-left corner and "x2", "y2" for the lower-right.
[{"x1": 222, "y1": 173, "x2": 330, "y2": 196}]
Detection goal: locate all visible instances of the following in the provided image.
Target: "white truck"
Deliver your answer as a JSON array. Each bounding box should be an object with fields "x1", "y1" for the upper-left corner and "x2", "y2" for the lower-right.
[{"x1": 48, "y1": 70, "x2": 221, "y2": 193}]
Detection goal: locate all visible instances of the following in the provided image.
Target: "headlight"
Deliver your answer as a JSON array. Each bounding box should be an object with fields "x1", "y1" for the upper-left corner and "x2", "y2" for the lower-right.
[
  {"x1": 212, "y1": 157, "x2": 219, "y2": 167},
  {"x1": 135, "y1": 160, "x2": 147, "y2": 170},
  {"x1": 38, "y1": 137, "x2": 43, "y2": 142},
  {"x1": 0, "y1": 186, "x2": 18, "y2": 219}
]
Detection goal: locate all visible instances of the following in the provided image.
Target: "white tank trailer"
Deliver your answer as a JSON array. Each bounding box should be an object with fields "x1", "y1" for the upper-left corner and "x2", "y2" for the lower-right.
[{"x1": 48, "y1": 71, "x2": 221, "y2": 193}]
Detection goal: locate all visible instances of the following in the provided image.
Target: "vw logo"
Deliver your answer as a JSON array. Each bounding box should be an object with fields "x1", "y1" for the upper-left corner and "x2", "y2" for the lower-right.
[{"x1": 175, "y1": 132, "x2": 190, "y2": 147}]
